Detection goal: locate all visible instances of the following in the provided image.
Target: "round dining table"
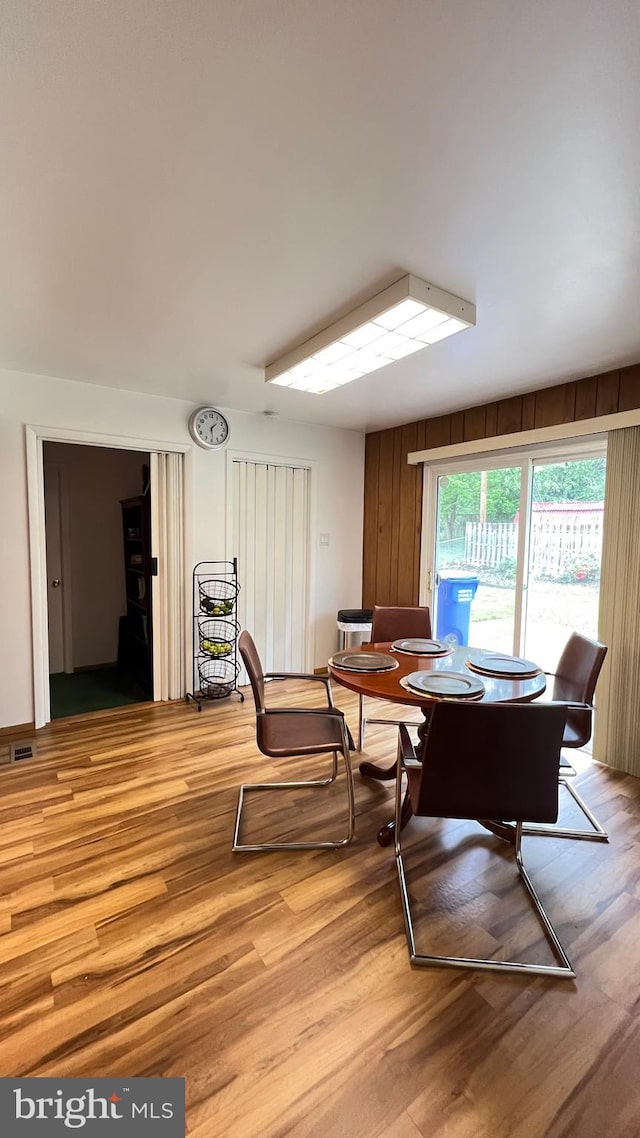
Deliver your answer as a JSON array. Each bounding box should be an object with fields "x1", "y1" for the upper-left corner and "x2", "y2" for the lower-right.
[{"x1": 328, "y1": 642, "x2": 547, "y2": 846}]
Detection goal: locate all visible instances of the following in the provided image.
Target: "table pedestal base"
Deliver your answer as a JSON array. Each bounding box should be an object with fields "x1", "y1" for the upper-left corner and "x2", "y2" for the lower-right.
[
  {"x1": 477, "y1": 819, "x2": 517, "y2": 844},
  {"x1": 357, "y1": 712, "x2": 433, "y2": 847},
  {"x1": 377, "y1": 786, "x2": 412, "y2": 847}
]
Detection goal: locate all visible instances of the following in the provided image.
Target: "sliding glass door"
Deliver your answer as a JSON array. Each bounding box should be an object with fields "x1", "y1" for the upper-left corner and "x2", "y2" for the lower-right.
[
  {"x1": 424, "y1": 443, "x2": 606, "y2": 671},
  {"x1": 523, "y1": 456, "x2": 606, "y2": 670},
  {"x1": 434, "y1": 466, "x2": 522, "y2": 653}
]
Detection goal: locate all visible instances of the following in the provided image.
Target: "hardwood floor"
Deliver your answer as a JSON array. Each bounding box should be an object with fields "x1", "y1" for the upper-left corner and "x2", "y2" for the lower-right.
[{"x1": 0, "y1": 685, "x2": 639, "y2": 1136}]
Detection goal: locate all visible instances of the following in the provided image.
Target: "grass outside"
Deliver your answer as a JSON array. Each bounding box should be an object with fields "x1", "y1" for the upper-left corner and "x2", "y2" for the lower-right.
[{"x1": 465, "y1": 580, "x2": 600, "y2": 672}]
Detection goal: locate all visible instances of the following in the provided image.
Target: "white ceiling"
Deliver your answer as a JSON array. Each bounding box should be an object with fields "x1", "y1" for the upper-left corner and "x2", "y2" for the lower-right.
[{"x1": 1, "y1": 1, "x2": 639, "y2": 432}]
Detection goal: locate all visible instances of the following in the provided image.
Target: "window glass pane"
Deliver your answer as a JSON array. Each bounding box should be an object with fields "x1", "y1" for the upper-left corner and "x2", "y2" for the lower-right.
[
  {"x1": 523, "y1": 457, "x2": 606, "y2": 673},
  {"x1": 435, "y1": 467, "x2": 521, "y2": 652}
]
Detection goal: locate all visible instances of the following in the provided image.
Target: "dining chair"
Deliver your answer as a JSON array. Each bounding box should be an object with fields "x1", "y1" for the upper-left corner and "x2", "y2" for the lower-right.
[
  {"x1": 358, "y1": 605, "x2": 432, "y2": 751},
  {"x1": 524, "y1": 632, "x2": 608, "y2": 842},
  {"x1": 233, "y1": 631, "x2": 355, "y2": 852},
  {"x1": 394, "y1": 703, "x2": 574, "y2": 978}
]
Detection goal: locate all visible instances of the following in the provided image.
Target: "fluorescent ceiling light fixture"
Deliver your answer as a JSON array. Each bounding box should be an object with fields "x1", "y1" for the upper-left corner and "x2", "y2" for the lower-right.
[{"x1": 265, "y1": 274, "x2": 476, "y2": 394}]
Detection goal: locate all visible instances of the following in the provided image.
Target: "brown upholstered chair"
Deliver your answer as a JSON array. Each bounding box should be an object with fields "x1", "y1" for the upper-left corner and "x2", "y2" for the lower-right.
[
  {"x1": 358, "y1": 605, "x2": 432, "y2": 750},
  {"x1": 233, "y1": 631, "x2": 355, "y2": 852},
  {"x1": 394, "y1": 704, "x2": 574, "y2": 977},
  {"x1": 525, "y1": 632, "x2": 608, "y2": 842}
]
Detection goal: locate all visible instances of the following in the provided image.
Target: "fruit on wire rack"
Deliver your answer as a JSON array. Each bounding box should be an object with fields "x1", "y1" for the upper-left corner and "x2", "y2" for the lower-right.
[
  {"x1": 200, "y1": 597, "x2": 235, "y2": 616},
  {"x1": 201, "y1": 640, "x2": 232, "y2": 657},
  {"x1": 188, "y1": 561, "x2": 242, "y2": 710}
]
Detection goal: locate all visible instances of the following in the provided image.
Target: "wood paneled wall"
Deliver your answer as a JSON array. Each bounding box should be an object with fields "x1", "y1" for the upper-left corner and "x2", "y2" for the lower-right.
[{"x1": 362, "y1": 363, "x2": 640, "y2": 608}]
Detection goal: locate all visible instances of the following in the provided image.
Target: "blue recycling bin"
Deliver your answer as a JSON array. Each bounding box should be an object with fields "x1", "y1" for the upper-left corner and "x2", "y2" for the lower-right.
[{"x1": 436, "y1": 572, "x2": 480, "y2": 645}]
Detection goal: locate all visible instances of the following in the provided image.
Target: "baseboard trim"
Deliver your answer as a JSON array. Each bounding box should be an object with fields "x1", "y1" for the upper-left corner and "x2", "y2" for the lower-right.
[{"x1": 0, "y1": 721, "x2": 36, "y2": 741}]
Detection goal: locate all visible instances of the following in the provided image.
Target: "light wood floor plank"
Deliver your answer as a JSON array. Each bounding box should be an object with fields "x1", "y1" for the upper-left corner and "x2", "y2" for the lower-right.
[{"x1": 0, "y1": 686, "x2": 638, "y2": 1135}]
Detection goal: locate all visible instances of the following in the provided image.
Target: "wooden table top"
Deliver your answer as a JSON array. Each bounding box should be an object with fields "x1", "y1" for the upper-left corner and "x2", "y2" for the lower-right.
[{"x1": 328, "y1": 642, "x2": 546, "y2": 705}]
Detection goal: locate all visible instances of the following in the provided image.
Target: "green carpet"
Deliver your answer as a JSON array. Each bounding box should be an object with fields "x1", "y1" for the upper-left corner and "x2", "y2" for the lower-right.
[{"x1": 49, "y1": 667, "x2": 150, "y2": 719}]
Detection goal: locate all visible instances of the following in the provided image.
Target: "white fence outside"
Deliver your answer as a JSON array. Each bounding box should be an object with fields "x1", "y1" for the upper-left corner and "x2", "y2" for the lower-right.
[{"x1": 464, "y1": 516, "x2": 604, "y2": 577}]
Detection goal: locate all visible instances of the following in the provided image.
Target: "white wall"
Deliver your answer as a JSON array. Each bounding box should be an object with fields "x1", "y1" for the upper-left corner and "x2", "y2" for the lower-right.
[
  {"x1": 43, "y1": 442, "x2": 144, "y2": 669},
  {"x1": 0, "y1": 368, "x2": 365, "y2": 728}
]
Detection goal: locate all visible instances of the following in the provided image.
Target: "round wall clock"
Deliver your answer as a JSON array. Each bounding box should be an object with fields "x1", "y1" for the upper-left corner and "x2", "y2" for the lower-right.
[{"x1": 188, "y1": 406, "x2": 230, "y2": 450}]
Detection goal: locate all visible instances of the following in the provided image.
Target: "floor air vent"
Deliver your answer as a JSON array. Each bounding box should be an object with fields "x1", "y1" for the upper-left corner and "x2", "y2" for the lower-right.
[{"x1": 10, "y1": 740, "x2": 36, "y2": 763}]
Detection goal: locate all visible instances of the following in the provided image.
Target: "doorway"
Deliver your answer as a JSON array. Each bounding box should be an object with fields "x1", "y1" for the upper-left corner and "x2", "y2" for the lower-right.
[
  {"x1": 425, "y1": 442, "x2": 607, "y2": 673},
  {"x1": 43, "y1": 442, "x2": 152, "y2": 718},
  {"x1": 28, "y1": 427, "x2": 188, "y2": 728}
]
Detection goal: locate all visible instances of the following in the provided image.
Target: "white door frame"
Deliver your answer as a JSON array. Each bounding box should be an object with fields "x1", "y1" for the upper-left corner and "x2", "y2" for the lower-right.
[
  {"x1": 26, "y1": 425, "x2": 193, "y2": 729},
  {"x1": 42, "y1": 459, "x2": 74, "y2": 673},
  {"x1": 419, "y1": 435, "x2": 607, "y2": 655}
]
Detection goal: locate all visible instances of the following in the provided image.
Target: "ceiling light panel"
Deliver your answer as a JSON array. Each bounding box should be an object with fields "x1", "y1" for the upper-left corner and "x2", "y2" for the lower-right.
[{"x1": 265, "y1": 274, "x2": 476, "y2": 394}]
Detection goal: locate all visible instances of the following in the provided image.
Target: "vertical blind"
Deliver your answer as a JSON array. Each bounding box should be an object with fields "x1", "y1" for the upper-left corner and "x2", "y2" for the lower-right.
[
  {"x1": 594, "y1": 425, "x2": 640, "y2": 774},
  {"x1": 232, "y1": 460, "x2": 310, "y2": 681}
]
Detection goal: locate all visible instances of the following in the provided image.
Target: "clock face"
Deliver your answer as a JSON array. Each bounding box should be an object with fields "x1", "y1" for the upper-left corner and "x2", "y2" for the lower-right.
[{"x1": 189, "y1": 407, "x2": 230, "y2": 450}]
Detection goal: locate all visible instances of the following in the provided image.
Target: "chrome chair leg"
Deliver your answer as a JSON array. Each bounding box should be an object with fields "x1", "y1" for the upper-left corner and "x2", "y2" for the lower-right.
[
  {"x1": 394, "y1": 769, "x2": 575, "y2": 978},
  {"x1": 358, "y1": 694, "x2": 420, "y2": 753},
  {"x1": 522, "y1": 777, "x2": 608, "y2": 842},
  {"x1": 512, "y1": 824, "x2": 575, "y2": 976},
  {"x1": 233, "y1": 748, "x2": 355, "y2": 853}
]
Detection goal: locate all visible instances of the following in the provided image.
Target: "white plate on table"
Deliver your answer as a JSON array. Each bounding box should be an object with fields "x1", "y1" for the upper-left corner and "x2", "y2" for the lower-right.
[{"x1": 400, "y1": 670, "x2": 485, "y2": 699}]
